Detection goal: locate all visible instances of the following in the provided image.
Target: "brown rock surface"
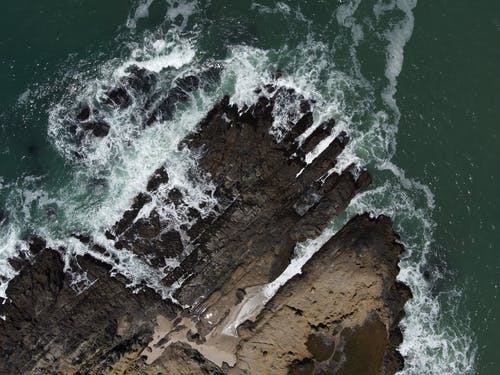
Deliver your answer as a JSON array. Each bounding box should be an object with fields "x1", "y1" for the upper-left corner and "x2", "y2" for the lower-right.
[{"x1": 234, "y1": 214, "x2": 411, "y2": 375}]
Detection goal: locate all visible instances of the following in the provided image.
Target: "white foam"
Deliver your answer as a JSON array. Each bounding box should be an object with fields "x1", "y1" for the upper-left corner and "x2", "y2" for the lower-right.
[
  {"x1": 116, "y1": 38, "x2": 196, "y2": 75},
  {"x1": 55, "y1": 99, "x2": 217, "y2": 291},
  {"x1": 336, "y1": 0, "x2": 362, "y2": 27},
  {"x1": 222, "y1": 45, "x2": 270, "y2": 107},
  {"x1": 17, "y1": 89, "x2": 31, "y2": 105},
  {"x1": 347, "y1": 181, "x2": 476, "y2": 374},
  {"x1": 373, "y1": 0, "x2": 397, "y2": 19},
  {"x1": 41, "y1": 31, "x2": 221, "y2": 299},
  {"x1": 127, "y1": 0, "x2": 198, "y2": 30},
  {"x1": 166, "y1": 0, "x2": 198, "y2": 30},
  {"x1": 126, "y1": 0, "x2": 155, "y2": 29},
  {"x1": 380, "y1": 0, "x2": 417, "y2": 116},
  {"x1": 0, "y1": 227, "x2": 28, "y2": 300},
  {"x1": 251, "y1": 1, "x2": 308, "y2": 23}
]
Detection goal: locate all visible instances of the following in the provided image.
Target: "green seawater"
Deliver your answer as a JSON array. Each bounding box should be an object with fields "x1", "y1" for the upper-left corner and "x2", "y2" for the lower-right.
[
  {"x1": 396, "y1": 1, "x2": 500, "y2": 372},
  {"x1": 0, "y1": 1, "x2": 498, "y2": 373}
]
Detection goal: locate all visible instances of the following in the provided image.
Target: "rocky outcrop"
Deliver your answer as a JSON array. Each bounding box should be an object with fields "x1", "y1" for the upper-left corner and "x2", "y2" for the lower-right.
[
  {"x1": 234, "y1": 214, "x2": 411, "y2": 375},
  {"x1": 0, "y1": 249, "x2": 176, "y2": 374},
  {"x1": 0, "y1": 85, "x2": 410, "y2": 374}
]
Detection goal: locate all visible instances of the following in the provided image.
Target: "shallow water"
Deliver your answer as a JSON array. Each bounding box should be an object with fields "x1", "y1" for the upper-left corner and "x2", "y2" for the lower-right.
[{"x1": 1, "y1": 0, "x2": 498, "y2": 373}]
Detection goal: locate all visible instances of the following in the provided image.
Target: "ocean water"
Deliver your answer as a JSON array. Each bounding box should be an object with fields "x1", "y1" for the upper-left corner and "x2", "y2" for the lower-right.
[{"x1": 0, "y1": 0, "x2": 498, "y2": 373}]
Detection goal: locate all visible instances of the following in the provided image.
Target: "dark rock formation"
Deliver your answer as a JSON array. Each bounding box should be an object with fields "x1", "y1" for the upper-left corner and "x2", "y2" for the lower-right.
[
  {"x1": 0, "y1": 248, "x2": 177, "y2": 375},
  {"x1": 145, "y1": 72, "x2": 214, "y2": 126},
  {"x1": 101, "y1": 66, "x2": 158, "y2": 109},
  {"x1": 81, "y1": 120, "x2": 111, "y2": 137},
  {"x1": 0, "y1": 88, "x2": 410, "y2": 374}
]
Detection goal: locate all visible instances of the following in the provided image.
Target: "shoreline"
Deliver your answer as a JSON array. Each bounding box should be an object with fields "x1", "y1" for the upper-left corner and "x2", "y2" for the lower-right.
[{"x1": 0, "y1": 89, "x2": 410, "y2": 374}]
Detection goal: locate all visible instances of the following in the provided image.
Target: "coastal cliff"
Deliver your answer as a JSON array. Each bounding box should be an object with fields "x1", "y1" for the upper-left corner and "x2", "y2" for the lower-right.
[{"x1": 0, "y1": 87, "x2": 410, "y2": 374}]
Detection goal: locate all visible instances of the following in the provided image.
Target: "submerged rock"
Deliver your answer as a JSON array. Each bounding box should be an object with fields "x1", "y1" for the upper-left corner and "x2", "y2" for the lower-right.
[
  {"x1": 101, "y1": 66, "x2": 158, "y2": 109},
  {"x1": 81, "y1": 120, "x2": 111, "y2": 137},
  {"x1": 0, "y1": 209, "x2": 7, "y2": 227},
  {"x1": 102, "y1": 86, "x2": 132, "y2": 108},
  {"x1": 146, "y1": 166, "x2": 169, "y2": 192},
  {"x1": 68, "y1": 66, "x2": 220, "y2": 150},
  {"x1": 76, "y1": 105, "x2": 91, "y2": 121},
  {"x1": 0, "y1": 89, "x2": 410, "y2": 374},
  {"x1": 145, "y1": 75, "x2": 201, "y2": 126}
]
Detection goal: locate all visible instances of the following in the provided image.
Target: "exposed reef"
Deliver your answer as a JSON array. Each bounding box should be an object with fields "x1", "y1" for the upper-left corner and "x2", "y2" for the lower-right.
[{"x1": 0, "y1": 82, "x2": 410, "y2": 374}]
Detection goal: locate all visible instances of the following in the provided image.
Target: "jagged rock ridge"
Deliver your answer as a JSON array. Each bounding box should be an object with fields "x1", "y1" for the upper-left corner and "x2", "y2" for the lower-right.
[{"x1": 0, "y1": 81, "x2": 410, "y2": 375}]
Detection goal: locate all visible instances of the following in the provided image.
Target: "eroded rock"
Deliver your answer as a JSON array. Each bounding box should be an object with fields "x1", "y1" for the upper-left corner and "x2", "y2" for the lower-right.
[{"x1": 0, "y1": 89, "x2": 409, "y2": 374}]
